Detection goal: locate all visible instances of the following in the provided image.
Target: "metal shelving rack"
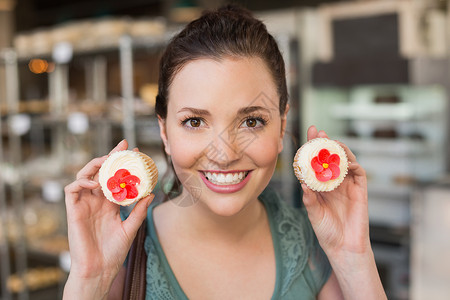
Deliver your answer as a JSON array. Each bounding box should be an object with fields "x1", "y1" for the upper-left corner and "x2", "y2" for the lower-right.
[
  {"x1": 1, "y1": 48, "x2": 29, "y2": 300},
  {"x1": 0, "y1": 28, "x2": 173, "y2": 297},
  {"x1": 0, "y1": 49, "x2": 12, "y2": 300}
]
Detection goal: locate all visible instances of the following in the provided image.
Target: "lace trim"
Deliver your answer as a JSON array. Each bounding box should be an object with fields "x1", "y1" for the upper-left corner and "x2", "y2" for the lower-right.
[
  {"x1": 144, "y1": 190, "x2": 313, "y2": 298},
  {"x1": 261, "y1": 190, "x2": 312, "y2": 296},
  {"x1": 145, "y1": 227, "x2": 177, "y2": 299}
]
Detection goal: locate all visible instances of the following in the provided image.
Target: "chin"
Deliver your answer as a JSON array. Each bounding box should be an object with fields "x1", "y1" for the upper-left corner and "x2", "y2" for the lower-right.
[{"x1": 200, "y1": 193, "x2": 254, "y2": 218}]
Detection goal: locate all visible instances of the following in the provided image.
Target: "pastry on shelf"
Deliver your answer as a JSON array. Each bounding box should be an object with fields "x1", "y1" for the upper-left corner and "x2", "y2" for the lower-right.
[
  {"x1": 129, "y1": 18, "x2": 166, "y2": 37},
  {"x1": 91, "y1": 18, "x2": 130, "y2": 49},
  {"x1": 28, "y1": 235, "x2": 69, "y2": 255},
  {"x1": 7, "y1": 267, "x2": 65, "y2": 293}
]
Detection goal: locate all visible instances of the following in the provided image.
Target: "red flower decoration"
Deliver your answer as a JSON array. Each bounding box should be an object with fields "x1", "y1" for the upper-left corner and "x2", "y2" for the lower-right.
[
  {"x1": 311, "y1": 149, "x2": 341, "y2": 182},
  {"x1": 107, "y1": 169, "x2": 141, "y2": 201}
]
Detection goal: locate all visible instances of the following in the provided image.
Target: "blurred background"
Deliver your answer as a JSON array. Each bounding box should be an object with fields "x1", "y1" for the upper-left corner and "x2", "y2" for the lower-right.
[{"x1": 0, "y1": 0, "x2": 449, "y2": 299}]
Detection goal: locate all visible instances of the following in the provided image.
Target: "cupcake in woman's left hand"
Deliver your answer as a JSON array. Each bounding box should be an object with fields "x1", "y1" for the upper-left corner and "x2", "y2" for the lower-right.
[{"x1": 98, "y1": 150, "x2": 158, "y2": 206}]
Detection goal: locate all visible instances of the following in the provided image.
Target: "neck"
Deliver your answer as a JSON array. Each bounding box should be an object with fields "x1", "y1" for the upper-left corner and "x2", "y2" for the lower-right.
[{"x1": 174, "y1": 190, "x2": 267, "y2": 244}]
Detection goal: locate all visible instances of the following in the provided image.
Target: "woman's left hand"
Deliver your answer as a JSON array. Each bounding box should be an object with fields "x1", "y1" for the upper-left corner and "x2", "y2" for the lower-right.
[
  {"x1": 301, "y1": 125, "x2": 370, "y2": 257},
  {"x1": 302, "y1": 125, "x2": 387, "y2": 299}
]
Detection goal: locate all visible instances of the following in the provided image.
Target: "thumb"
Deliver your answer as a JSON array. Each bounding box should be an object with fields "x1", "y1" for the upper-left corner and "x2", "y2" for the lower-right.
[
  {"x1": 301, "y1": 183, "x2": 317, "y2": 209},
  {"x1": 301, "y1": 184, "x2": 323, "y2": 224},
  {"x1": 123, "y1": 194, "x2": 154, "y2": 239}
]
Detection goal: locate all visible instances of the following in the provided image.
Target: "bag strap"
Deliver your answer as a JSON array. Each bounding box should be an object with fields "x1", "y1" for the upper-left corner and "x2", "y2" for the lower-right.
[{"x1": 122, "y1": 220, "x2": 147, "y2": 300}]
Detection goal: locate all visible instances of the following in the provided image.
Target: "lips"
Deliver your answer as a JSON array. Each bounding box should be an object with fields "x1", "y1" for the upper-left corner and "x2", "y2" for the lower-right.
[
  {"x1": 199, "y1": 170, "x2": 252, "y2": 194},
  {"x1": 202, "y1": 171, "x2": 249, "y2": 185}
]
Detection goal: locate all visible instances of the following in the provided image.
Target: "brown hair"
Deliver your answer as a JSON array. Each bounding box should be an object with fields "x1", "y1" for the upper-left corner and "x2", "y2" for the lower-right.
[{"x1": 156, "y1": 4, "x2": 288, "y2": 199}]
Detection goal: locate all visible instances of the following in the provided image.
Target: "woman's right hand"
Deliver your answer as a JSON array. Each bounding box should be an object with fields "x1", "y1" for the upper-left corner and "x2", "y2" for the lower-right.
[{"x1": 63, "y1": 140, "x2": 154, "y2": 299}]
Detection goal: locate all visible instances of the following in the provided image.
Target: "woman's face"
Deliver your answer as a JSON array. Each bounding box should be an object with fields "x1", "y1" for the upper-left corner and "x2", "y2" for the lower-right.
[{"x1": 159, "y1": 56, "x2": 288, "y2": 216}]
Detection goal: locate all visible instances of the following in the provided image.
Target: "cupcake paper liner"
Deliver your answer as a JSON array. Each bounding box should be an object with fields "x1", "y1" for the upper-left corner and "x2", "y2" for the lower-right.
[
  {"x1": 293, "y1": 138, "x2": 348, "y2": 192},
  {"x1": 99, "y1": 150, "x2": 158, "y2": 206}
]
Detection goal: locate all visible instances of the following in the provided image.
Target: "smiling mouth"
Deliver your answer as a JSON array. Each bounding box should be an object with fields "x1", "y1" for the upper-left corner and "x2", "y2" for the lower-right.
[{"x1": 201, "y1": 171, "x2": 250, "y2": 185}]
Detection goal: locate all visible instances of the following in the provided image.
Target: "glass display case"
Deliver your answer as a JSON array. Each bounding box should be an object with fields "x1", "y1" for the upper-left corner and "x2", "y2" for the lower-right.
[
  {"x1": 304, "y1": 83, "x2": 447, "y2": 299},
  {"x1": 306, "y1": 84, "x2": 447, "y2": 227},
  {"x1": 411, "y1": 183, "x2": 450, "y2": 300}
]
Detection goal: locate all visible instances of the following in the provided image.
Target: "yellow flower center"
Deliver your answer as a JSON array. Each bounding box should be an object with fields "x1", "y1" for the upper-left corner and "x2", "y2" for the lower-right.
[
  {"x1": 322, "y1": 163, "x2": 329, "y2": 169},
  {"x1": 120, "y1": 183, "x2": 126, "y2": 188}
]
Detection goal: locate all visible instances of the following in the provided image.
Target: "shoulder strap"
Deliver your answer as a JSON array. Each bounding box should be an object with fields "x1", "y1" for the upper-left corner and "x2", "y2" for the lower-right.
[{"x1": 122, "y1": 220, "x2": 147, "y2": 300}]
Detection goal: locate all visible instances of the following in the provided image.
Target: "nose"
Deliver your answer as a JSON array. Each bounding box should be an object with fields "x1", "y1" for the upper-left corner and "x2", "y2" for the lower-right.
[{"x1": 203, "y1": 128, "x2": 244, "y2": 168}]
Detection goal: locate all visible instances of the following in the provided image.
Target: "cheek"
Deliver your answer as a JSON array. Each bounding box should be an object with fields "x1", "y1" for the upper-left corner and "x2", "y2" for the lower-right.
[
  {"x1": 166, "y1": 128, "x2": 208, "y2": 169},
  {"x1": 244, "y1": 131, "x2": 280, "y2": 167}
]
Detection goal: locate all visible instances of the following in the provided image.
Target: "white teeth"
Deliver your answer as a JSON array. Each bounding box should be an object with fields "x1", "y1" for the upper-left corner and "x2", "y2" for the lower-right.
[
  {"x1": 225, "y1": 174, "x2": 233, "y2": 183},
  {"x1": 218, "y1": 173, "x2": 225, "y2": 182},
  {"x1": 203, "y1": 171, "x2": 248, "y2": 185}
]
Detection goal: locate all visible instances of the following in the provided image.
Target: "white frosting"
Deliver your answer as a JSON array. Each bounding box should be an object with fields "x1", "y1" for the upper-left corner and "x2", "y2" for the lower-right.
[
  {"x1": 99, "y1": 150, "x2": 157, "y2": 206},
  {"x1": 293, "y1": 138, "x2": 348, "y2": 192}
]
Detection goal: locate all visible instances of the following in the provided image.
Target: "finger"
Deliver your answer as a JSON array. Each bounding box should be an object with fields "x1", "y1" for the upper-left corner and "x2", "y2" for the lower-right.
[
  {"x1": 336, "y1": 140, "x2": 357, "y2": 163},
  {"x1": 64, "y1": 178, "x2": 99, "y2": 203},
  {"x1": 301, "y1": 183, "x2": 316, "y2": 208},
  {"x1": 301, "y1": 184, "x2": 324, "y2": 224},
  {"x1": 76, "y1": 156, "x2": 108, "y2": 180},
  {"x1": 109, "y1": 139, "x2": 128, "y2": 155},
  {"x1": 307, "y1": 125, "x2": 318, "y2": 141},
  {"x1": 88, "y1": 140, "x2": 128, "y2": 182},
  {"x1": 348, "y1": 161, "x2": 366, "y2": 179},
  {"x1": 317, "y1": 130, "x2": 329, "y2": 138},
  {"x1": 122, "y1": 194, "x2": 155, "y2": 238},
  {"x1": 335, "y1": 140, "x2": 367, "y2": 182}
]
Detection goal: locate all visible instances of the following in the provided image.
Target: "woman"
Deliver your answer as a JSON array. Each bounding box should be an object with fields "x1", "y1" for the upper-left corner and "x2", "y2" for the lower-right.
[{"x1": 63, "y1": 5, "x2": 386, "y2": 299}]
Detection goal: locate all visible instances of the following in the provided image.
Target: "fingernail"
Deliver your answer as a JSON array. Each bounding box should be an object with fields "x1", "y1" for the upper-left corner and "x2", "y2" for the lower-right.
[
  {"x1": 89, "y1": 180, "x2": 98, "y2": 185},
  {"x1": 301, "y1": 183, "x2": 309, "y2": 192}
]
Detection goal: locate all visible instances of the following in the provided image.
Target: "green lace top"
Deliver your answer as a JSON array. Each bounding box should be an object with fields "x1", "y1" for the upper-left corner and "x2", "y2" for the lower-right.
[{"x1": 139, "y1": 188, "x2": 332, "y2": 299}]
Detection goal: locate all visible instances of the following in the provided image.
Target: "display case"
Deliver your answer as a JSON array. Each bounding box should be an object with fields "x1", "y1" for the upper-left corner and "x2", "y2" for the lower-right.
[
  {"x1": 297, "y1": 1, "x2": 450, "y2": 298},
  {"x1": 307, "y1": 84, "x2": 447, "y2": 227},
  {"x1": 303, "y1": 82, "x2": 448, "y2": 300},
  {"x1": 305, "y1": 82, "x2": 448, "y2": 298}
]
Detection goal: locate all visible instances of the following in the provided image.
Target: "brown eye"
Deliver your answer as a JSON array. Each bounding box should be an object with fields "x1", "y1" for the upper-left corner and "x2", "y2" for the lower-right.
[
  {"x1": 245, "y1": 119, "x2": 257, "y2": 127},
  {"x1": 189, "y1": 118, "x2": 201, "y2": 127}
]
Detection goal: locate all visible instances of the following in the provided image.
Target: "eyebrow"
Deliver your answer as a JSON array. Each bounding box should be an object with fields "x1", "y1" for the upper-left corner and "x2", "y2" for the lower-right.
[
  {"x1": 177, "y1": 107, "x2": 211, "y2": 116},
  {"x1": 176, "y1": 105, "x2": 271, "y2": 116},
  {"x1": 237, "y1": 106, "x2": 271, "y2": 115}
]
